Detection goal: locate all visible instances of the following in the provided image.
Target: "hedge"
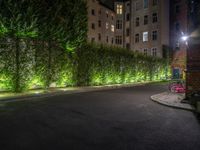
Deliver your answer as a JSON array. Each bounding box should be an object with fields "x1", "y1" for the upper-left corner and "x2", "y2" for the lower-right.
[
  {"x1": 76, "y1": 44, "x2": 170, "y2": 86},
  {"x1": 0, "y1": 41, "x2": 170, "y2": 92}
]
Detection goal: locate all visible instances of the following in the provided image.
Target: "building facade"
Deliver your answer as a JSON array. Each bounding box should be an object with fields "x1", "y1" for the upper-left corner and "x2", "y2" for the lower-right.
[
  {"x1": 170, "y1": 0, "x2": 188, "y2": 79},
  {"x1": 87, "y1": 0, "x2": 170, "y2": 58},
  {"x1": 87, "y1": 0, "x2": 116, "y2": 45},
  {"x1": 186, "y1": 0, "x2": 200, "y2": 96},
  {"x1": 114, "y1": 0, "x2": 170, "y2": 58}
]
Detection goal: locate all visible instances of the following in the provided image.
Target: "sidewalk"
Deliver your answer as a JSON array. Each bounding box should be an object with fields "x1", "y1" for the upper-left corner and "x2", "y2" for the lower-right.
[
  {"x1": 151, "y1": 92, "x2": 195, "y2": 111},
  {"x1": 0, "y1": 82, "x2": 151, "y2": 103}
]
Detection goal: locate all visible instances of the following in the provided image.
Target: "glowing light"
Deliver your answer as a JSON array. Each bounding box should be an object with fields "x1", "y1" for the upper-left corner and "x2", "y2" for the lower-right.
[{"x1": 181, "y1": 36, "x2": 189, "y2": 41}]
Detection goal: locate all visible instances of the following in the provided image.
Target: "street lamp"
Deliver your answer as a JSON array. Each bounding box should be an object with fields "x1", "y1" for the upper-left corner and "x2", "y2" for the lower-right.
[
  {"x1": 181, "y1": 34, "x2": 190, "y2": 101},
  {"x1": 181, "y1": 36, "x2": 189, "y2": 42}
]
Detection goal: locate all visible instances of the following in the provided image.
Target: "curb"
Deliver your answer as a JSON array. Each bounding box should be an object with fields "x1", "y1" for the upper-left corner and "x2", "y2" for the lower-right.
[
  {"x1": 150, "y1": 92, "x2": 195, "y2": 111},
  {"x1": 0, "y1": 82, "x2": 152, "y2": 103}
]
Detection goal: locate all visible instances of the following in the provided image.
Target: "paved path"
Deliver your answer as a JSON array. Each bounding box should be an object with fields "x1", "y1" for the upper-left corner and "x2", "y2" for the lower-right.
[
  {"x1": 151, "y1": 92, "x2": 195, "y2": 111},
  {"x1": 0, "y1": 83, "x2": 200, "y2": 150}
]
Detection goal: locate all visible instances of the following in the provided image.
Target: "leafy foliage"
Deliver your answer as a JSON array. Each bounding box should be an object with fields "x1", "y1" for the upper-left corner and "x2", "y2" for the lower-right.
[
  {"x1": 0, "y1": 0, "x2": 170, "y2": 92},
  {"x1": 76, "y1": 44, "x2": 170, "y2": 86}
]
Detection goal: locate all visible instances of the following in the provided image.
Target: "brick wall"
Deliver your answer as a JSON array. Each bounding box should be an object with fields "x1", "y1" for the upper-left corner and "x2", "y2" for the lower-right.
[{"x1": 186, "y1": 72, "x2": 200, "y2": 96}]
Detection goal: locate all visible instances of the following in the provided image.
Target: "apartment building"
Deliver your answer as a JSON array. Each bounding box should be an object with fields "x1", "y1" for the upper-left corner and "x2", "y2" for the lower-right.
[
  {"x1": 87, "y1": 0, "x2": 170, "y2": 58},
  {"x1": 87, "y1": 0, "x2": 116, "y2": 45},
  {"x1": 114, "y1": 0, "x2": 170, "y2": 58}
]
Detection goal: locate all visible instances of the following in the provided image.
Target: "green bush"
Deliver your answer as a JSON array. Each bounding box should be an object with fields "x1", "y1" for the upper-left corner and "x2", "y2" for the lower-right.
[
  {"x1": 0, "y1": 42, "x2": 170, "y2": 92},
  {"x1": 76, "y1": 43, "x2": 170, "y2": 86}
]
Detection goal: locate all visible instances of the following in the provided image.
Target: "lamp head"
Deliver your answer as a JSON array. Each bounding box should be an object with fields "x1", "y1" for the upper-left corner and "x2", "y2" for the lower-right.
[{"x1": 181, "y1": 36, "x2": 189, "y2": 41}]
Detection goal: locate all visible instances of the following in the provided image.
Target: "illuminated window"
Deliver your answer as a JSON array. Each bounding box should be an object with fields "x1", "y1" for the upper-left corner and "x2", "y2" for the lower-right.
[
  {"x1": 111, "y1": 25, "x2": 115, "y2": 32},
  {"x1": 143, "y1": 32, "x2": 148, "y2": 42},
  {"x1": 117, "y1": 4, "x2": 123, "y2": 14}
]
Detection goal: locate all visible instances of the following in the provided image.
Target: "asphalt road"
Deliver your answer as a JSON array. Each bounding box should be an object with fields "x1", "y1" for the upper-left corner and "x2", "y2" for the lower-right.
[{"x1": 0, "y1": 83, "x2": 200, "y2": 150}]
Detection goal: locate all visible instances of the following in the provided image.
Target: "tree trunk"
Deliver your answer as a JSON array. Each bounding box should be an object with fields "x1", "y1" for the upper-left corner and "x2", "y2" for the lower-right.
[{"x1": 15, "y1": 37, "x2": 20, "y2": 92}]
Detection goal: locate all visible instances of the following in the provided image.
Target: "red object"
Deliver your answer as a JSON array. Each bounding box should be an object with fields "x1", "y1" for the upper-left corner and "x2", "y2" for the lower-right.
[{"x1": 169, "y1": 82, "x2": 186, "y2": 93}]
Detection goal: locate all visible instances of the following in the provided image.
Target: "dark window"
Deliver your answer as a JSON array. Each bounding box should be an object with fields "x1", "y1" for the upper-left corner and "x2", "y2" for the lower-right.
[
  {"x1": 153, "y1": 0, "x2": 158, "y2": 6},
  {"x1": 176, "y1": 5, "x2": 180, "y2": 13},
  {"x1": 106, "y1": 12, "x2": 109, "y2": 18},
  {"x1": 116, "y1": 20, "x2": 122, "y2": 29},
  {"x1": 91, "y1": 23, "x2": 95, "y2": 29},
  {"x1": 152, "y1": 13, "x2": 158, "y2": 23},
  {"x1": 175, "y1": 22, "x2": 180, "y2": 31},
  {"x1": 99, "y1": 9, "x2": 101, "y2": 15},
  {"x1": 135, "y1": 34, "x2": 140, "y2": 43},
  {"x1": 152, "y1": 48, "x2": 157, "y2": 56},
  {"x1": 126, "y1": 43, "x2": 130, "y2": 49},
  {"x1": 136, "y1": 17, "x2": 140, "y2": 27},
  {"x1": 175, "y1": 41, "x2": 180, "y2": 50},
  {"x1": 136, "y1": 2, "x2": 140, "y2": 11},
  {"x1": 115, "y1": 36, "x2": 122, "y2": 45},
  {"x1": 144, "y1": 0, "x2": 148, "y2": 8},
  {"x1": 144, "y1": 49, "x2": 148, "y2": 56},
  {"x1": 106, "y1": 36, "x2": 109, "y2": 43},
  {"x1": 98, "y1": 20, "x2": 101, "y2": 27},
  {"x1": 144, "y1": 15, "x2": 148, "y2": 25},
  {"x1": 91, "y1": 38, "x2": 95, "y2": 43},
  {"x1": 152, "y1": 31, "x2": 157, "y2": 40},
  {"x1": 91, "y1": 9, "x2": 95, "y2": 15},
  {"x1": 98, "y1": 33, "x2": 101, "y2": 41},
  {"x1": 126, "y1": 28, "x2": 130, "y2": 36},
  {"x1": 126, "y1": 13, "x2": 130, "y2": 21}
]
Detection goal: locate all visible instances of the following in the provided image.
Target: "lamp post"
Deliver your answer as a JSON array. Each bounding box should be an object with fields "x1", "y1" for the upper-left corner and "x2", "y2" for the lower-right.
[{"x1": 181, "y1": 34, "x2": 190, "y2": 101}]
